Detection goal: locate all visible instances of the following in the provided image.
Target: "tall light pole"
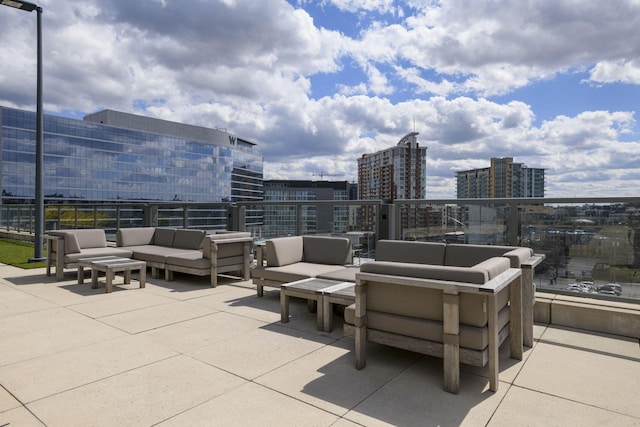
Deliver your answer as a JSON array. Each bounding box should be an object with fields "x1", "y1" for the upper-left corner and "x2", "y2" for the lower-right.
[{"x1": 1, "y1": 0, "x2": 45, "y2": 261}]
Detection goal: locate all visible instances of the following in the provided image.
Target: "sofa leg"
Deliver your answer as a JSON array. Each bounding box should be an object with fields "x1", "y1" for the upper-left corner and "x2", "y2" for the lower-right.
[
  {"x1": 522, "y1": 264, "x2": 534, "y2": 348},
  {"x1": 355, "y1": 324, "x2": 366, "y2": 370},
  {"x1": 165, "y1": 269, "x2": 173, "y2": 281},
  {"x1": 210, "y1": 273, "x2": 218, "y2": 288},
  {"x1": 257, "y1": 284, "x2": 264, "y2": 297},
  {"x1": 487, "y1": 295, "x2": 499, "y2": 392},
  {"x1": 443, "y1": 292, "x2": 460, "y2": 394},
  {"x1": 55, "y1": 238, "x2": 65, "y2": 281}
]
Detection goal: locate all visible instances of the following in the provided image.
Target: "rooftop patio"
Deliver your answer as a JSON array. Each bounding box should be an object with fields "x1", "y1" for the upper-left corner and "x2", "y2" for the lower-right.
[{"x1": 1, "y1": 264, "x2": 639, "y2": 426}]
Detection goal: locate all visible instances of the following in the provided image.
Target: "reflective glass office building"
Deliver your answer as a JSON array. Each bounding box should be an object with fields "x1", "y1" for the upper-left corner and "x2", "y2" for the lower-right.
[{"x1": 0, "y1": 106, "x2": 263, "y2": 203}]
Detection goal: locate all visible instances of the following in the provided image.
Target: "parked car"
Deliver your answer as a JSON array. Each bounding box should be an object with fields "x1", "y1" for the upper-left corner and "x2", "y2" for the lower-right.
[
  {"x1": 596, "y1": 284, "x2": 622, "y2": 296},
  {"x1": 566, "y1": 282, "x2": 595, "y2": 293}
]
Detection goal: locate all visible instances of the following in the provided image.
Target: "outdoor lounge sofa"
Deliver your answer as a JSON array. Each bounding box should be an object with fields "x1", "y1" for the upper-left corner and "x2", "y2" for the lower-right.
[
  {"x1": 343, "y1": 240, "x2": 526, "y2": 393},
  {"x1": 165, "y1": 232, "x2": 253, "y2": 287},
  {"x1": 116, "y1": 227, "x2": 252, "y2": 287},
  {"x1": 250, "y1": 235, "x2": 355, "y2": 296},
  {"x1": 46, "y1": 229, "x2": 133, "y2": 280}
]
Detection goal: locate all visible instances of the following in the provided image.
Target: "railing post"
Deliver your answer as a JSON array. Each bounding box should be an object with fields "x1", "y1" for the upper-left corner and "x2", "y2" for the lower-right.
[
  {"x1": 143, "y1": 205, "x2": 157, "y2": 227},
  {"x1": 507, "y1": 202, "x2": 520, "y2": 246},
  {"x1": 183, "y1": 205, "x2": 189, "y2": 229},
  {"x1": 377, "y1": 203, "x2": 397, "y2": 240},
  {"x1": 228, "y1": 204, "x2": 246, "y2": 232}
]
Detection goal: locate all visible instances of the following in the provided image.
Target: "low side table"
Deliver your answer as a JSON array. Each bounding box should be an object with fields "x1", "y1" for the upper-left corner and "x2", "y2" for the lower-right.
[
  {"x1": 280, "y1": 278, "x2": 341, "y2": 330},
  {"x1": 77, "y1": 256, "x2": 124, "y2": 285},
  {"x1": 90, "y1": 258, "x2": 146, "y2": 293},
  {"x1": 321, "y1": 282, "x2": 355, "y2": 332}
]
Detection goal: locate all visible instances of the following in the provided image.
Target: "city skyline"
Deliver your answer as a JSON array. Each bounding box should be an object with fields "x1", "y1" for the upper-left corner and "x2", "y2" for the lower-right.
[{"x1": 1, "y1": 0, "x2": 639, "y2": 199}]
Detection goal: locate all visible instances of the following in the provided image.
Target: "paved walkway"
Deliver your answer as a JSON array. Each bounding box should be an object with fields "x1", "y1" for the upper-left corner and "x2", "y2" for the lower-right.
[{"x1": 1, "y1": 264, "x2": 639, "y2": 426}]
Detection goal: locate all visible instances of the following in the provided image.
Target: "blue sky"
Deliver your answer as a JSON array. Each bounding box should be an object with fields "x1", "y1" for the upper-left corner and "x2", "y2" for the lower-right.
[{"x1": 1, "y1": 0, "x2": 639, "y2": 198}]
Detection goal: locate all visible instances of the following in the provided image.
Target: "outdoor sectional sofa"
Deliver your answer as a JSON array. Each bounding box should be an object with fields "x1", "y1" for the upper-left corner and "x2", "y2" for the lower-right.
[
  {"x1": 116, "y1": 227, "x2": 253, "y2": 287},
  {"x1": 250, "y1": 235, "x2": 355, "y2": 297},
  {"x1": 46, "y1": 229, "x2": 133, "y2": 281},
  {"x1": 343, "y1": 240, "x2": 533, "y2": 393},
  {"x1": 46, "y1": 227, "x2": 253, "y2": 287}
]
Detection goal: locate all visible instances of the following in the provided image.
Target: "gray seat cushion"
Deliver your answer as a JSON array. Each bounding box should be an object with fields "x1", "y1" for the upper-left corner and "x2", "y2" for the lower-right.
[
  {"x1": 317, "y1": 266, "x2": 360, "y2": 282},
  {"x1": 126, "y1": 245, "x2": 193, "y2": 264},
  {"x1": 252, "y1": 262, "x2": 347, "y2": 284},
  {"x1": 64, "y1": 247, "x2": 133, "y2": 263}
]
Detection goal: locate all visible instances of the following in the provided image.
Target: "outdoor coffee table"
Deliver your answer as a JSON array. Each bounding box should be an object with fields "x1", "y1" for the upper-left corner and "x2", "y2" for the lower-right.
[
  {"x1": 280, "y1": 278, "x2": 343, "y2": 330},
  {"x1": 321, "y1": 282, "x2": 355, "y2": 332},
  {"x1": 83, "y1": 256, "x2": 146, "y2": 293}
]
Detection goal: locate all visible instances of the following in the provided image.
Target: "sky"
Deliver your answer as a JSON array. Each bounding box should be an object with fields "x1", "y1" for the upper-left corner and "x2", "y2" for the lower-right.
[{"x1": 1, "y1": 0, "x2": 639, "y2": 199}]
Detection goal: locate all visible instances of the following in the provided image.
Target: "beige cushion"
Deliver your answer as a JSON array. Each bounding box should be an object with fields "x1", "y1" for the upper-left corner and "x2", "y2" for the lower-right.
[
  {"x1": 358, "y1": 279, "x2": 509, "y2": 327},
  {"x1": 444, "y1": 244, "x2": 533, "y2": 268},
  {"x1": 153, "y1": 228, "x2": 176, "y2": 247},
  {"x1": 65, "y1": 233, "x2": 81, "y2": 254},
  {"x1": 376, "y1": 240, "x2": 446, "y2": 265},
  {"x1": 360, "y1": 261, "x2": 490, "y2": 284},
  {"x1": 128, "y1": 245, "x2": 192, "y2": 264},
  {"x1": 117, "y1": 227, "x2": 155, "y2": 247},
  {"x1": 166, "y1": 251, "x2": 209, "y2": 269},
  {"x1": 251, "y1": 262, "x2": 347, "y2": 284},
  {"x1": 64, "y1": 247, "x2": 132, "y2": 262},
  {"x1": 302, "y1": 236, "x2": 351, "y2": 265},
  {"x1": 266, "y1": 236, "x2": 303, "y2": 267},
  {"x1": 317, "y1": 266, "x2": 359, "y2": 282},
  {"x1": 172, "y1": 229, "x2": 206, "y2": 249}
]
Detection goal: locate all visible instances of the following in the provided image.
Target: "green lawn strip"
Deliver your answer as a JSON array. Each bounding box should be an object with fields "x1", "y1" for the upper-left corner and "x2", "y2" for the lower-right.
[{"x1": 0, "y1": 239, "x2": 47, "y2": 269}]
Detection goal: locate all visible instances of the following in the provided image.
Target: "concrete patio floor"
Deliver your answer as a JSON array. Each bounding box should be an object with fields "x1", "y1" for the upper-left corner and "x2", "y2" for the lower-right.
[{"x1": 1, "y1": 263, "x2": 639, "y2": 427}]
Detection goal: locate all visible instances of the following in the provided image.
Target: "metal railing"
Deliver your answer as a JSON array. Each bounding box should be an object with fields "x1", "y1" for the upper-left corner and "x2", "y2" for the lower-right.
[{"x1": 2, "y1": 196, "x2": 639, "y2": 301}]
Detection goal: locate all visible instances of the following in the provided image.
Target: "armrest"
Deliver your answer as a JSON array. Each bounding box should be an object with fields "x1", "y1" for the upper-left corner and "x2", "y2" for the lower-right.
[
  {"x1": 210, "y1": 237, "x2": 253, "y2": 252},
  {"x1": 521, "y1": 254, "x2": 545, "y2": 269}
]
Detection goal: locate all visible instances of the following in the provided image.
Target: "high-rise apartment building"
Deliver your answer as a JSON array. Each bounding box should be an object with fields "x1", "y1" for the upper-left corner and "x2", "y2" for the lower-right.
[
  {"x1": 456, "y1": 157, "x2": 545, "y2": 199},
  {"x1": 357, "y1": 132, "x2": 427, "y2": 200},
  {"x1": 357, "y1": 132, "x2": 427, "y2": 233},
  {"x1": 262, "y1": 180, "x2": 351, "y2": 237},
  {"x1": 0, "y1": 106, "x2": 263, "y2": 204}
]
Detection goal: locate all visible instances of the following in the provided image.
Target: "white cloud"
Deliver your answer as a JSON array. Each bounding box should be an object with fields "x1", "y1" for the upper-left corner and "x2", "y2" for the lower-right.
[
  {"x1": 589, "y1": 60, "x2": 640, "y2": 85},
  {"x1": 0, "y1": 0, "x2": 638, "y2": 200}
]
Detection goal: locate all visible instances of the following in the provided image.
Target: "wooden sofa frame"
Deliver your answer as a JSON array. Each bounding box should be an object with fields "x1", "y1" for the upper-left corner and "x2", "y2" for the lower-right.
[
  {"x1": 164, "y1": 236, "x2": 252, "y2": 287},
  {"x1": 344, "y1": 268, "x2": 523, "y2": 394}
]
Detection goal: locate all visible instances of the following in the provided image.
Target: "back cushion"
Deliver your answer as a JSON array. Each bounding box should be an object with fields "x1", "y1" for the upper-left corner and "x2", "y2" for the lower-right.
[
  {"x1": 361, "y1": 261, "x2": 489, "y2": 284},
  {"x1": 376, "y1": 240, "x2": 446, "y2": 265},
  {"x1": 473, "y1": 257, "x2": 510, "y2": 279},
  {"x1": 116, "y1": 227, "x2": 155, "y2": 247},
  {"x1": 172, "y1": 229, "x2": 206, "y2": 249},
  {"x1": 153, "y1": 228, "x2": 176, "y2": 247},
  {"x1": 49, "y1": 231, "x2": 80, "y2": 254},
  {"x1": 502, "y1": 247, "x2": 534, "y2": 268},
  {"x1": 303, "y1": 236, "x2": 351, "y2": 265},
  {"x1": 445, "y1": 244, "x2": 533, "y2": 268},
  {"x1": 266, "y1": 236, "x2": 303, "y2": 266},
  {"x1": 73, "y1": 229, "x2": 107, "y2": 250},
  {"x1": 364, "y1": 281, "x2": 510, "y2": 327}
]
